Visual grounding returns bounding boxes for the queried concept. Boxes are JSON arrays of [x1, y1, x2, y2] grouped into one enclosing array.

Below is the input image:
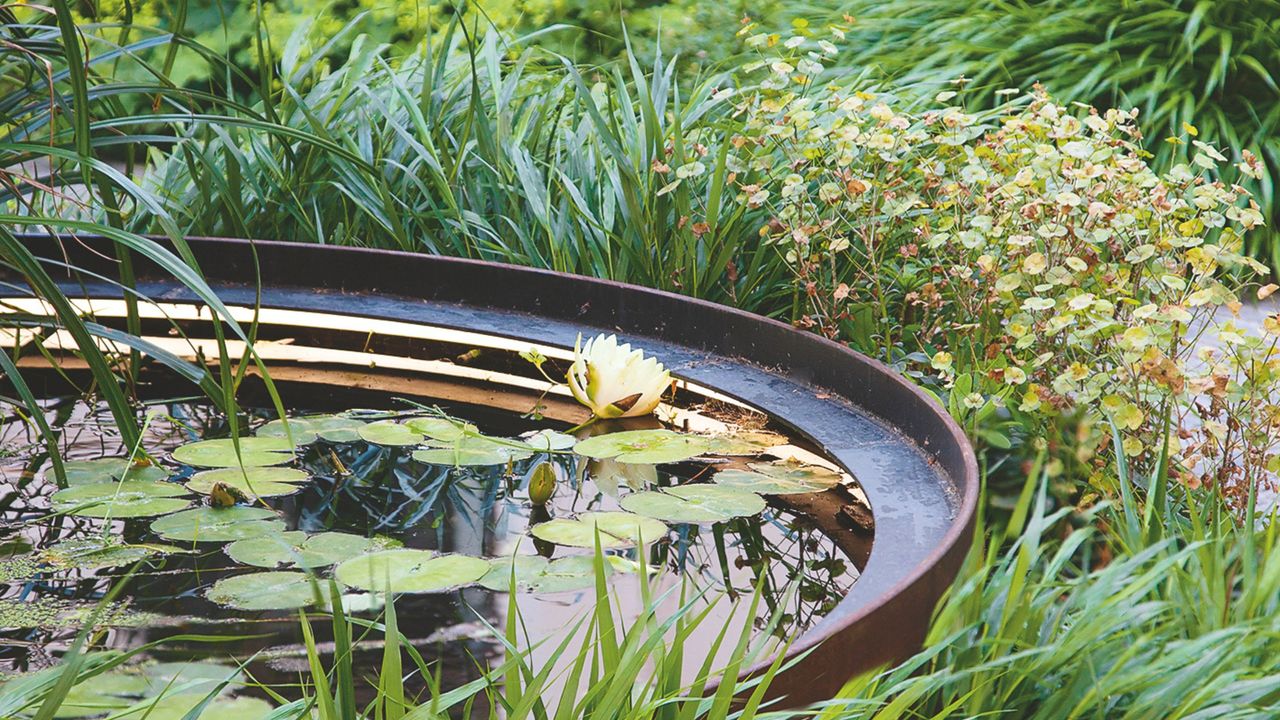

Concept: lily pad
[[620, 485, 766, 524], [186, 467, 310, 499], [477, 555, 551, 591], [573, 429, 711, 464], [226, 531, 375, 569], [256, 415, 365, 445], [206, 571, 320, 611], [60, 458, 168, 486], [51, 481, 189, 519], [530, 511, 668, 549], [413, 436, 533, 467], [405, 417, 477, 442], [128, 695, 273, 720], [522, 429, 578, 452], [357, 420, 424, 446], [528, 555, 633, 594], [700, 430, 786, 456], [41, 538, 180, 570], [45, 670, 150, 718], [142, 662, 242, 695], [150, 506, 284, 543], [713, 461, 843, 495], [171, 437, 295, 469], [333, 549, 488, 593]]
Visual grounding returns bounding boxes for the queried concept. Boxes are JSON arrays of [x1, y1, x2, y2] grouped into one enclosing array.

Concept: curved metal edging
[[13, 235, 979, 705]]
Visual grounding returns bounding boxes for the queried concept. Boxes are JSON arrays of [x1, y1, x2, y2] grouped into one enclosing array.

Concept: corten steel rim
[[7, 234, 979, 706]]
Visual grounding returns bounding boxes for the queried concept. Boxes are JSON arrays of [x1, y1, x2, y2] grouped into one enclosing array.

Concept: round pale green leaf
[[334, 549, 488, 593], [700, 430, 786, 456], [142, 662, 241, 695], [522, 429, 577, 452], [478, 555, 550, 591], [225, 531, 306, 568], [317, 427, 361, 443], [52, 481, 189, 519], [171, 437, 295, 469], [46, 670, 149, 718], [60, 458, 169, 486], [573, 429, 711, 464], [528, 555, 635, 594], [713, 462, 842, 495], [227, 531, 375, 569], [129, 694, 273, 720], [256, 415, 365, 445], [206, 571, 319, 610], [41, 538, 180, 570], [620, 485, 766, 523], [150, 506, 284, 543], [186, 467, 309, 499], [405, 417, 476, 442], [412, 434, 534, 466], [530, 511, 667, 549], [357, 420, 424, 446]]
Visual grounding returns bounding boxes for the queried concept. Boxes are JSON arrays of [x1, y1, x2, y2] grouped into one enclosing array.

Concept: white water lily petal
[[566, 334, 671, 418]]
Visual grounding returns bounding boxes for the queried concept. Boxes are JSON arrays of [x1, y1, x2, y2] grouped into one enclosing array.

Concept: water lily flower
[[567, 334, 671, 418]]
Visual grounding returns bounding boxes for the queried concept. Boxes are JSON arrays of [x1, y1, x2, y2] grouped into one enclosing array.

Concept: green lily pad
[[522, 429, 578, 452], [126, 694, 273, 720], [529, 555, 632, 594], [256, 415, 365, 445], [150, 506, 284, 543], [186, 467, 310, 499], [206, 571, 320, 611], [530, 511, 668, 549], [51, 481, 189, 519], [413, 436, 533, 466], [333, 549, 488, 593], [47, 669, 150, 718], [477, 555, 551, 591], [318, 427, 362, 443], [171, 437, 296, 469], [405, 417, 477, 442], [41, 538, 181, 570], [713, 461, 843, 495], [226, 531, 375, 569], [573, 429, 711, 464], [700, 430, 786, 456], [620, 485, 766, 523], [357, 421, 424, 446], [142, 661, 242, 695], [60, 458, 169, 486]]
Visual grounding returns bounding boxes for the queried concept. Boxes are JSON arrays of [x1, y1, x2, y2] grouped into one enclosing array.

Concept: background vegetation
[[3, 0, 1280, 717]]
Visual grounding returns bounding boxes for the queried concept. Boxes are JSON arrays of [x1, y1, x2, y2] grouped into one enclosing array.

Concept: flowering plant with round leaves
[[729, 22, 1275, 506], [567, 334, 672, 419]]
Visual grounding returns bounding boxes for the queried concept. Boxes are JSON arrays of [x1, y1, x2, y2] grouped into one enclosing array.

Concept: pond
[[0, 312, 873, 716]]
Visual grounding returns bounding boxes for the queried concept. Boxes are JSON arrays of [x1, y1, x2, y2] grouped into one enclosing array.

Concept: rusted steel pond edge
[[9, 234, 979, 705]]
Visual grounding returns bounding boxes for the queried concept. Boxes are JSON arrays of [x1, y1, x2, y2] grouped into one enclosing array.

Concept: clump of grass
[[136, 17, 791, 310]]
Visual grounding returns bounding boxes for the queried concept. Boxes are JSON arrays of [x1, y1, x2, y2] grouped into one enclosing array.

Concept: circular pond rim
[[8, 234, 978, 706]]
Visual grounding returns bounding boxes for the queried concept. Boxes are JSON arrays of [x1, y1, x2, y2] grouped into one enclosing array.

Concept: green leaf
[[226, 531, 375, 569], [51, 481, 190, 519], [171, 437, 296, 469], [530, 511, 668, 548], [620, 485, 766, 523], [712, 461, 843, 495], [358, 420, 425, 446], [206, 571, 320, 611], [150, 507, 284, 543], [186, 467, 310, 499], [333, 550, 488, 593], [573, 429, 711, 464]]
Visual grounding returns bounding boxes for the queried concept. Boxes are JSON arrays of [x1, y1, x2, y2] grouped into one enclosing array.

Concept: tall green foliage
[[831, 0, 1280, 268]]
